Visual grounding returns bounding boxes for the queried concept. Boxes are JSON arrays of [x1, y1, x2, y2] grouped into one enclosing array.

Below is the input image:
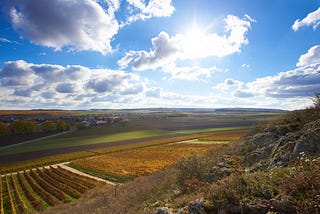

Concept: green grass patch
[[67, 163, 131, 183], [0, 126, 172, 156], [175, 126, 250, 134], [186, 140, 230, 145]]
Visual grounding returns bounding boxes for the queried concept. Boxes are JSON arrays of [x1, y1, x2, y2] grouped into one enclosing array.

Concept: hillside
[[42, 107, 320, 214]]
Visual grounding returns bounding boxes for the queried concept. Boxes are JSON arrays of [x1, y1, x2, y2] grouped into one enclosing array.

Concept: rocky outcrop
[[155, 207, 172, 214], [241, 119, 320, 169], [188, 198, 206, 214]]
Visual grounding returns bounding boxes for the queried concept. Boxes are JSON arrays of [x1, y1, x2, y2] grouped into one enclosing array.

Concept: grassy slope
[[175, 126, 250, 134]]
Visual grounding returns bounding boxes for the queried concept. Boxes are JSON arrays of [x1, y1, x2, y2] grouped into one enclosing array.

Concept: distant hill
[[213, 107, 287, 113]]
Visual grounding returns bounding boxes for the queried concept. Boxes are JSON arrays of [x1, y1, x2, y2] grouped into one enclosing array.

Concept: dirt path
[[57, 164, 117, 186], [1, 162, 118, 186]]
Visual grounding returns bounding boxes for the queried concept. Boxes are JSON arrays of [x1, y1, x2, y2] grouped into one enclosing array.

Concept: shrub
[[41, 120, 56, 133], [0, 122, 9, 136], [176, 152, 212, 185]]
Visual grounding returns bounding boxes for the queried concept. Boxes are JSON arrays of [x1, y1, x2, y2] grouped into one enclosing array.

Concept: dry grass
[[205, 157, 320, 213]]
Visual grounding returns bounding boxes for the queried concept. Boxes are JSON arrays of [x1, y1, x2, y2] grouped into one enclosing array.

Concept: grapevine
[[10, 174, 28, 213], [29, 169, 67, 203], [23, 171, 57, 206], [0, 177, 4, 214], [5, 175, 17, 214], [46, 168, 88, 193]]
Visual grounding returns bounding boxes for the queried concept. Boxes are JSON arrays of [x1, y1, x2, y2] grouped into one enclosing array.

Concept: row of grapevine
[[17, 172, 45, 211], [0, 166, 103, 214], [36, 168, 81, 199], [46, 168, 90, 193], [0, 178, 4, 214], [29, 169, 68, 203], [9, 175, 28, 213], [5, 175, 16, 214], [55, 166, 99, 188]]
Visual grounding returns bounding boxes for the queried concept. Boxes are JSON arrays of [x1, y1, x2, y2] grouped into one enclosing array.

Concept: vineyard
[[71, 142, 222, 182], [0, 166, 104, 214]]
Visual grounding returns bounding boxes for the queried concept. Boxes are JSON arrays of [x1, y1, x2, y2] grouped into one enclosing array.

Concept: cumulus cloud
[[0, 60, 145, 108], [232, 89, 255, 98], [118, 14, 254, 71], [119, 32, 179, 70], [297, 45, 320, 66], [125, 0, 175, 24], [233, 64, 320, 99], [164, 64, 223, 81], [9, 0, 119, 54], [292, 7, 320, 31], [214, 78, 243, 90], [0, 60, 36, 86]]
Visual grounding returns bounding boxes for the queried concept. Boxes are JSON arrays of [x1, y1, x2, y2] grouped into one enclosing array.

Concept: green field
[[175, 126, 250, 134], [0, 126, 172, 156]]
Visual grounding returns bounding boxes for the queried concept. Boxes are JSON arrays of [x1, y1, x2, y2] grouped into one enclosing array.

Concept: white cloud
[[9, 0, 119, 54], [119, 14, 254, 71], [0, 38, 12, 43], [125, 0, 175, 24], [0, 60, 145, 109], [241, 63, 250, 68], [119, 32, 179, 70], [234, 64, 320, 99], [297, 45, 320, 66], [0, 60, 36, 86], [214, 78, 243, 90], [292, 7, 320, 31], [164, 64, 223, 81]]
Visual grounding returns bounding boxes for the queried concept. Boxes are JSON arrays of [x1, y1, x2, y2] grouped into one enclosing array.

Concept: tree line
[[0, 119, 69, 137]]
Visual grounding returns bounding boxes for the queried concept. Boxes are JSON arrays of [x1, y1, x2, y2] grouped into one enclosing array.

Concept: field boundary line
[[57, 164, 118, 186]]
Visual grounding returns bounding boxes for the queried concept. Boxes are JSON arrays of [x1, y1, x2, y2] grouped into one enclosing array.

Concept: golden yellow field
[[71, 142, 220, 179]]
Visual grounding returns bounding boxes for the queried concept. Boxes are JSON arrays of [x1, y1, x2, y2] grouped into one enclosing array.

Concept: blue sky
[[1, 0, 320, 110]]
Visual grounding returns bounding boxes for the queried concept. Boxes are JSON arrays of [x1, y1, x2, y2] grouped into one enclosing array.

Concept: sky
[[0, 0, 320, 110]]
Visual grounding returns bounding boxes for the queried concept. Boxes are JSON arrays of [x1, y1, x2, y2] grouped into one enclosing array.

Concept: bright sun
[[183, 24, 210, 59]]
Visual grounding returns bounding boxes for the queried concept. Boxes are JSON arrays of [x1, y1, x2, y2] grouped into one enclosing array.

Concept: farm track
[[0, 134, 184, 164]]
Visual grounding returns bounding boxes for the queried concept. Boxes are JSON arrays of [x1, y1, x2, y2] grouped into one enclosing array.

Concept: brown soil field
[[129, 113, 278, 131]]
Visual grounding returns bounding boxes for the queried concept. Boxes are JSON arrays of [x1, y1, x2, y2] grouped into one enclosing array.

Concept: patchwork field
[[0, 166, 104, 214], [69, 129, 247, 182], [0, 109, 279, 213]]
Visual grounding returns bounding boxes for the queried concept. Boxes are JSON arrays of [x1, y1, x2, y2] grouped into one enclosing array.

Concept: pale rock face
[[241, 119, 320, 169]]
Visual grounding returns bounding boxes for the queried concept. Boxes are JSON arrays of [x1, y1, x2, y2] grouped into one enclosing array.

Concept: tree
[[41, 120, 56, 133], [0, 122, 9, 136], [313, 92, 320, 109], [11, 120, 38, 135], [56, 120, 69, 131]]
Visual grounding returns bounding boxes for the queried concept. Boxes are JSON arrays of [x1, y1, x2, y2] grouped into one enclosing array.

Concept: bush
[[56, 120, 69, 131], [0, 122, 9, 136], [176, 153, 211, 185], [41, 120, 56, 133]]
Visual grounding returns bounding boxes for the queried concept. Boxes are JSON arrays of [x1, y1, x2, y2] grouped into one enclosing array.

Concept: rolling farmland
[[0, 109, 284, 213], [70, 129, 246, 182]]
